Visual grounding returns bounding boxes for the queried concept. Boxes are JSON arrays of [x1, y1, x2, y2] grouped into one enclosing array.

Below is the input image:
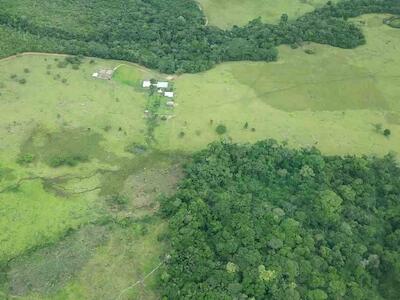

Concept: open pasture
[[155, 14, 400, 155], [197, 0, 332, 28], [0, 54, 179, 299]]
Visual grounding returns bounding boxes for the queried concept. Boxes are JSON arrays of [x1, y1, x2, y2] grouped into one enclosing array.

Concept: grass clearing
[[113, 64, 154, 87], [6, 226, 109, 297], [154, 14, 400, 156], [0, 180, 99, 264], [197, 0, 332, 28]]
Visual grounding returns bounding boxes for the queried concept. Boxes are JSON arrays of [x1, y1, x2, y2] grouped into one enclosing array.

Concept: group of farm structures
[[92, 66, 176, 123]]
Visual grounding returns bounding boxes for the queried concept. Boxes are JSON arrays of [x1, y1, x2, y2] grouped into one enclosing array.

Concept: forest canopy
[[159, 140, 400, 299], [0, 0, 399, 73]]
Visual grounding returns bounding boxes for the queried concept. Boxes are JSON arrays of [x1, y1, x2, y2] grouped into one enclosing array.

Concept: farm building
[[93, 69, 114, 80], [156, 81, 169, 88], [142, 80, 151, 88], [164, 91, 174, 98]]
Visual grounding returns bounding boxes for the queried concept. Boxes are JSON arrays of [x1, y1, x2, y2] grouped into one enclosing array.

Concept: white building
[[157, 82, 169, 89], [142, 80, 151, 88], [92, 72, 99, 78], [164, 91, 174, 98]]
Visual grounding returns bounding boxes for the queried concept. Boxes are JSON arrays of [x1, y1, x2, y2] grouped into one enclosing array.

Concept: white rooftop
[[143, 80, 151, 88], [157, 82, 169, 88], [164, 91, 174, 98]]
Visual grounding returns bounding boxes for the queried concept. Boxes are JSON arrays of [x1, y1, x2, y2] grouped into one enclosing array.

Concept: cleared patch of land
[[155, 15, 400, 155], [197, 0, 332, 28], [0, 54, 180, 299]]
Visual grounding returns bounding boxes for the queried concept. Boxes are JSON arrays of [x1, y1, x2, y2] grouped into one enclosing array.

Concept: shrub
[[48, 154, 89, 167], [125, 142, 148, 154], [215, 124, 227, 135], [24, 68, 30, 73], [16, 153, 35, 165], [57, 61, 68, 68], [178, 131, 185, 138], [107, 194, 129, 207], [384, 129, 391, 137], [18, 78, 27, 84]]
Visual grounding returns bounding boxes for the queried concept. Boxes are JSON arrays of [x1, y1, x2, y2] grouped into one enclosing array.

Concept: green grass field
[[155, 14, 400, 155], [0, 54, 178, 299], [197, 0, 333, 28], [0, 13, 399, 300]]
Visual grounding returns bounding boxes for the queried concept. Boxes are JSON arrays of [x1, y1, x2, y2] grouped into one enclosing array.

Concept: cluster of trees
[[159, 140, 400, 299], [0, 0, 399, 73], [48, 154, 89, 167]]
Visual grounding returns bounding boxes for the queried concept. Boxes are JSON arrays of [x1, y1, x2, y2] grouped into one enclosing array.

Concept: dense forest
[[159, 140, 400, 299], [0, 0, 399, 73]]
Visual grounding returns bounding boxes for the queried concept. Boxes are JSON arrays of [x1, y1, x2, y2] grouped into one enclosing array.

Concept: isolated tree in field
[[215, 124, 227, 135], [384, 128, 391, 137], [244, 122, 249, 129]]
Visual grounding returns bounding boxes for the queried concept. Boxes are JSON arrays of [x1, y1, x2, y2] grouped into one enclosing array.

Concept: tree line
[[0, 0, 399, 73], [159, 140, 400, 299]]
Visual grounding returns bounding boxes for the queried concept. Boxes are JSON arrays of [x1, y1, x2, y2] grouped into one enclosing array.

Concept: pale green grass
[[113, 64, 156, 87], [0, 180, 98, 263], [197, 0, 331, 28], [20, 221, 166, 300], [0, 54, 155, 264], [155, 14, 400, 156]]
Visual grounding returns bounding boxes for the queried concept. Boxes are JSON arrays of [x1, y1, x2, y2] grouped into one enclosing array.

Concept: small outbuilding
[[164, 91, 174, 98], [143, 80, 151, 88]]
